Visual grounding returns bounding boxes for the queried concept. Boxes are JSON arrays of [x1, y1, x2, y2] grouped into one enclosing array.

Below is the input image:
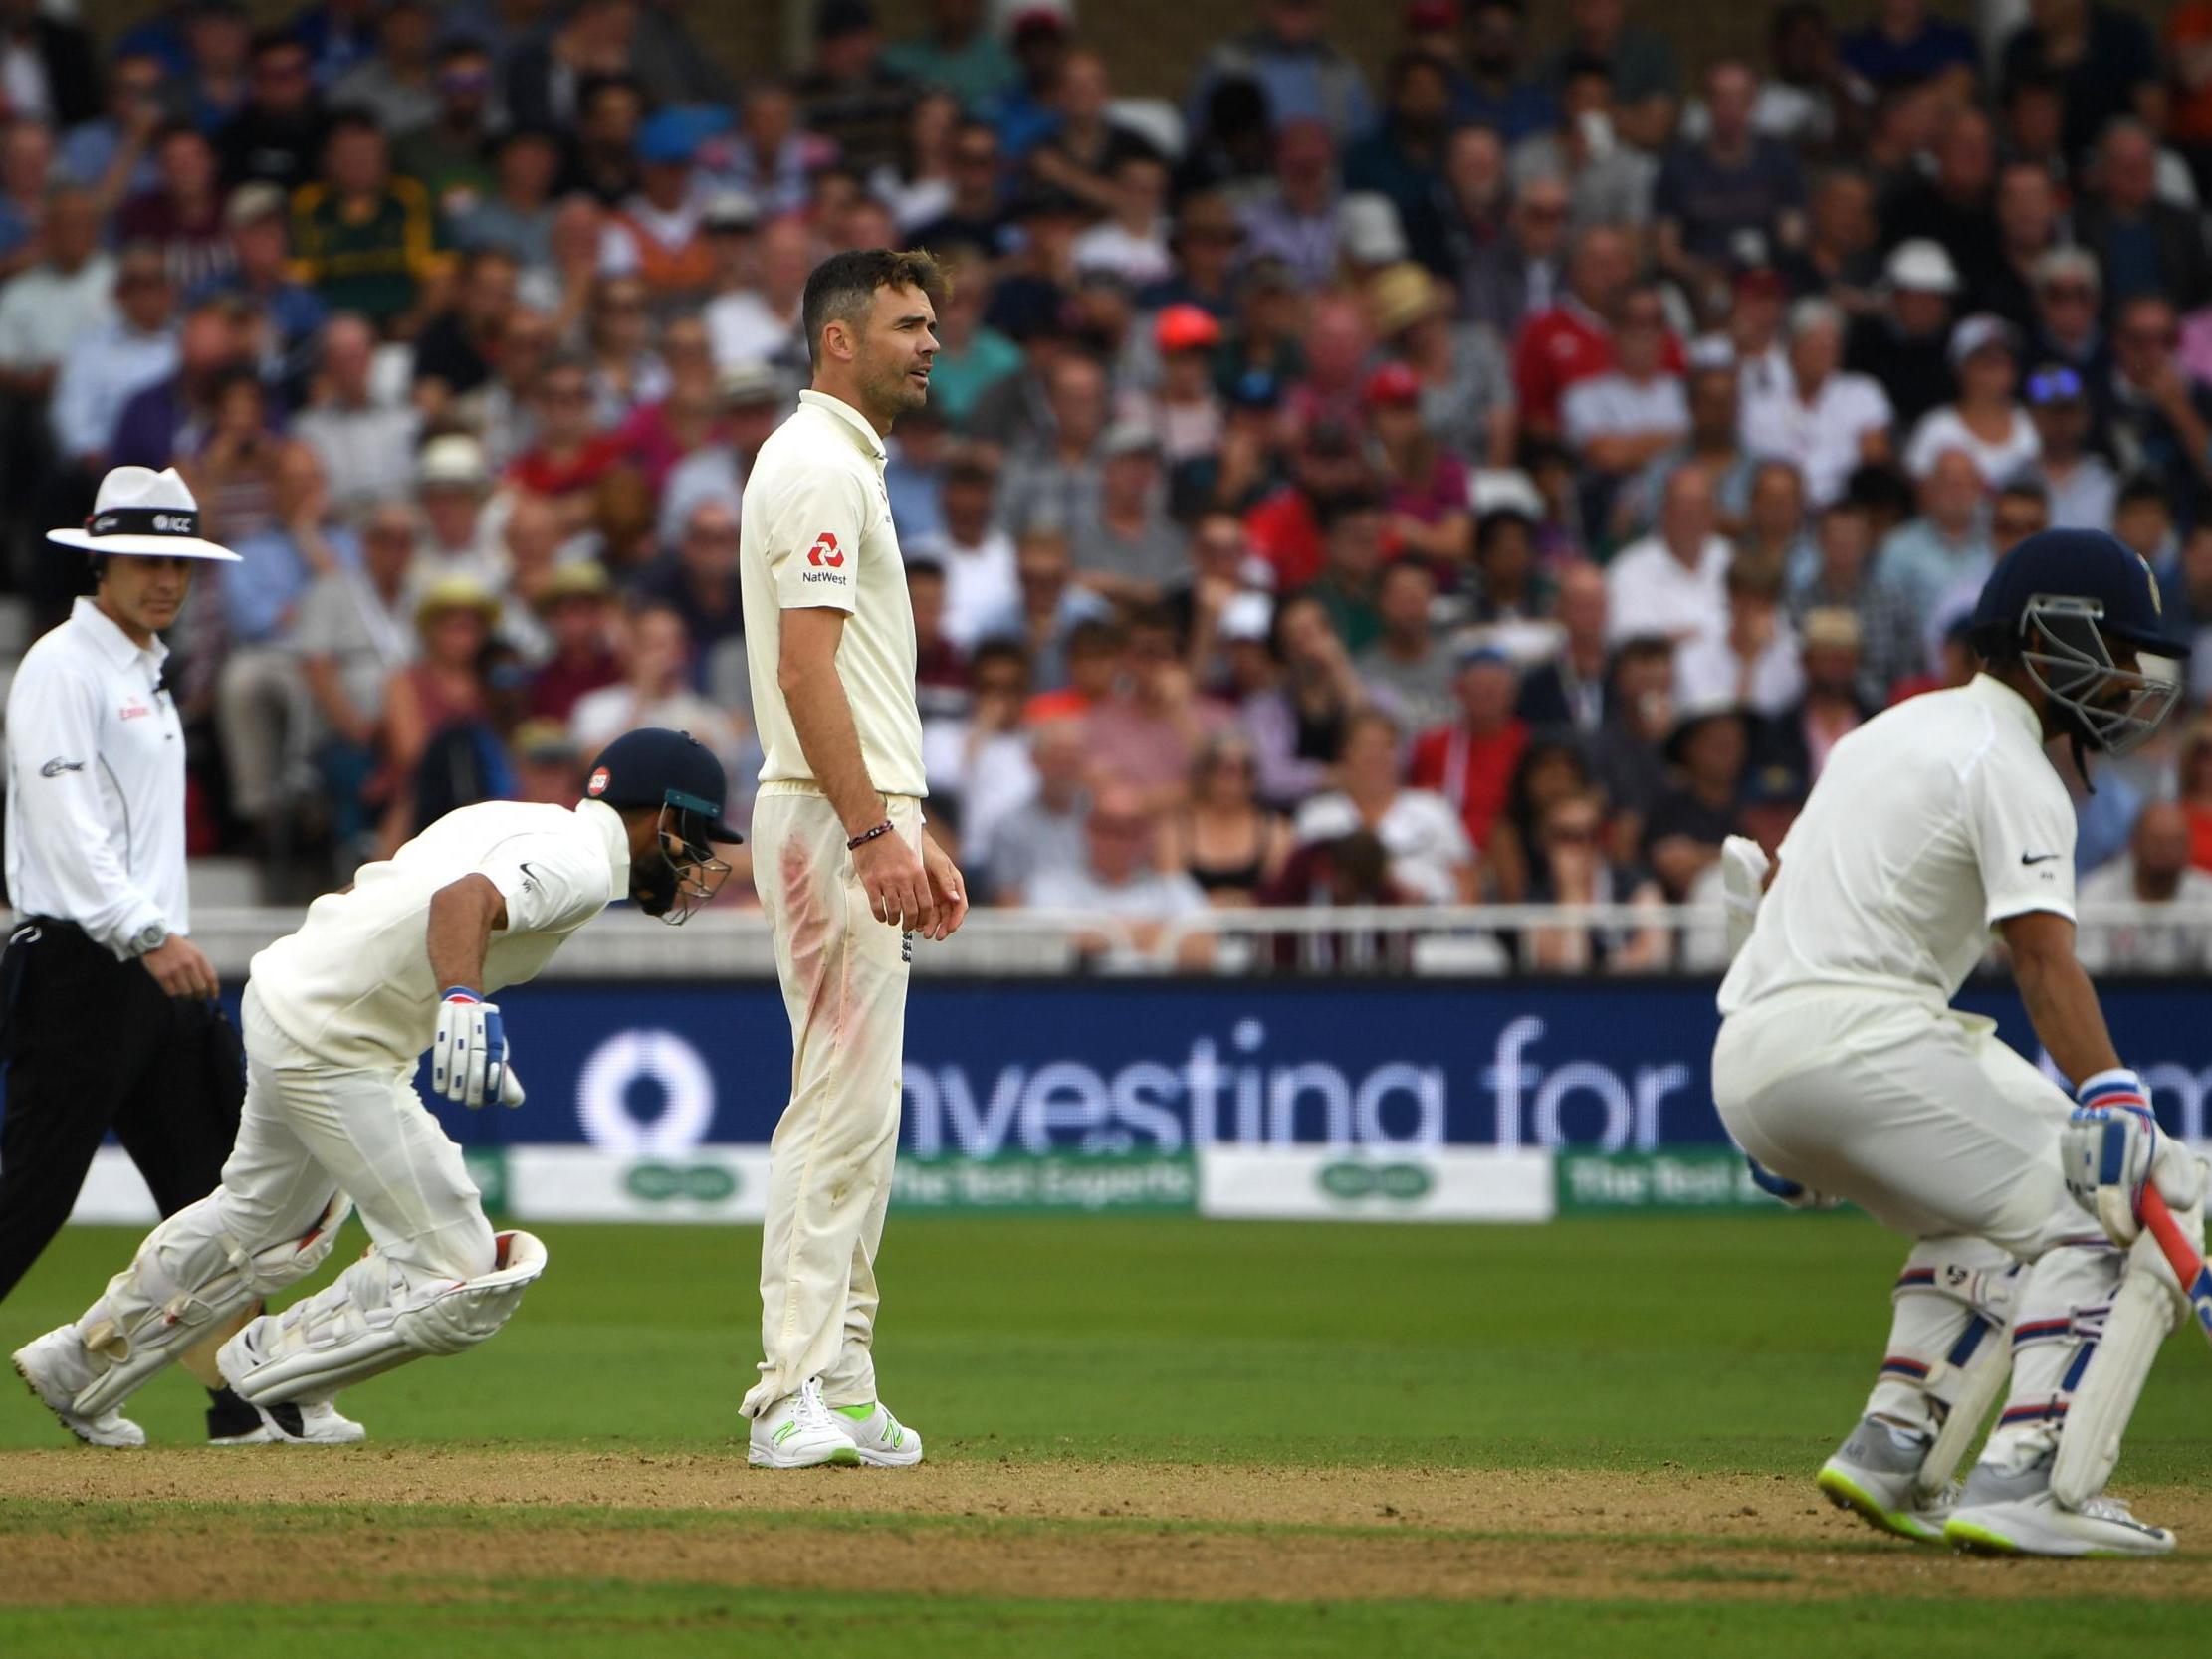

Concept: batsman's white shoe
[[1816, 1416, 1952, 1545], [11, 1328, 144, 1449], [749, 1377, 861, 1468], [1945, 1453, 2175, 1558], [830, 1398, 924, 1467], [210, 1399, 369, 1447]]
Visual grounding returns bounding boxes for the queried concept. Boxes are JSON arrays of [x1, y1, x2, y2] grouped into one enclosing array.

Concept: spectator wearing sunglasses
[[2104, 294, 2212, 500], [392, 39, 503, 226], [2025, 362, 2118, 531]]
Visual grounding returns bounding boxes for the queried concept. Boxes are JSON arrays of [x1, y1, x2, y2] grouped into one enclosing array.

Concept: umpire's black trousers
[[0, 920, 246, 1305]]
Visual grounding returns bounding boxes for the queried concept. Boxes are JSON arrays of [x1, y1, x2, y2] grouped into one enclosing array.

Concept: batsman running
[[1714, 528, 2206, 1557], [737, 247, 967, 1468], [12, 728, 739, 1446]]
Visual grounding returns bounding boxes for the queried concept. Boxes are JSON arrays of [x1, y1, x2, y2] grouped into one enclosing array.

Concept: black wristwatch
[[127, 922, 169, 957]]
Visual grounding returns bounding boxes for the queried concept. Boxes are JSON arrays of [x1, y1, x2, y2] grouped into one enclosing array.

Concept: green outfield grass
[[5, 1213, 2211, 1656]]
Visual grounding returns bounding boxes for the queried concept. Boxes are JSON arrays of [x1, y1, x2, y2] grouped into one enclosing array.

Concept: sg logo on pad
[[807, 531, 845, 568]]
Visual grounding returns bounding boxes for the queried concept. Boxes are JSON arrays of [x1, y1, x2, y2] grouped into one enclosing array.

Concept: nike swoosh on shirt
[[2020, 853, 2063, 866], [519, 861, 541, 893]]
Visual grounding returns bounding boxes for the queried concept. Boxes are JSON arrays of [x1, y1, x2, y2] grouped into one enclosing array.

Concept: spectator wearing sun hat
[[1902, 313, 2039, 486], [373, 573, 506, 852], [525, 562, 622, 724], [1844, 238, 1959, 433], [1368, 258, 1514, 465]]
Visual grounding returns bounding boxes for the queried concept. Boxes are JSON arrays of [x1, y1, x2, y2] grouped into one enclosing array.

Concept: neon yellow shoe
[[1817, 1416, 1951, 1545], [1945, 1455, 2174, 1557]]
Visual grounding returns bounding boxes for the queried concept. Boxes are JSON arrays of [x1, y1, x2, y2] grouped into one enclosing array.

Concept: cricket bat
[[2140, 1184, 2212, 1348]]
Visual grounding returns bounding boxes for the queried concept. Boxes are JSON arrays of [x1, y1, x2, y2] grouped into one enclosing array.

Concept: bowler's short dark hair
[[802, 248, 945, 369]]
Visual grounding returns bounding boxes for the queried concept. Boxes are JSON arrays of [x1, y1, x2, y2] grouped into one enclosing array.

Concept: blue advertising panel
[[409, 978, 2212, 1154]]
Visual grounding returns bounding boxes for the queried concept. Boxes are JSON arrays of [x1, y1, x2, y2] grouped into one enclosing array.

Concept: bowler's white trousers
[[742, 784, 919, 1417]]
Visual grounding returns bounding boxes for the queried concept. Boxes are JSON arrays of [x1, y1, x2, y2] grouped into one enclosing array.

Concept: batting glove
[[432, 987, 523, 1110], [1745, 1155, 1839, 1211], [2064, 1069, 2161, 1245]]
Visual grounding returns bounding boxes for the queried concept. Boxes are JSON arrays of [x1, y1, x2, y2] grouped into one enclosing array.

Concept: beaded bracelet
[[846, 820, 895, 851]]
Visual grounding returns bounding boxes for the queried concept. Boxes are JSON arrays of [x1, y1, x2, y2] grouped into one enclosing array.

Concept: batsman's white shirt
[[3, 597, 186, 955], [740, 389, 927, 799], [250, 799, 630, 1069], [1713, 673, 2090, 1255], [1720, 674, 2078, 1018]]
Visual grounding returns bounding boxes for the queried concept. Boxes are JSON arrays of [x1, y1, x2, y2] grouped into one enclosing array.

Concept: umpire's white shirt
[[4, 596, 186, 956], [1720, 674, 2077, 1015], [250, 799, 629, 1069], [740, 390, 927, 798]]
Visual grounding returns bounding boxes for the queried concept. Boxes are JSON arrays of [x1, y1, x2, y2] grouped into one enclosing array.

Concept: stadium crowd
[[5, 0, 2212, 970]]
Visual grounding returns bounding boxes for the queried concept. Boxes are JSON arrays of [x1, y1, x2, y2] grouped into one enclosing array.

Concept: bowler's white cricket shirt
[[740, 390, 927, 798], [4, 597, 186, 956], [1719, 674, 2077, 1014], [250, 799, 629, 1067]]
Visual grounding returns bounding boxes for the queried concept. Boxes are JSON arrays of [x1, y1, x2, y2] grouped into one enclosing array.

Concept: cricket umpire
[[738, 249, 968, 1469], [0, 465, 328, 1444]]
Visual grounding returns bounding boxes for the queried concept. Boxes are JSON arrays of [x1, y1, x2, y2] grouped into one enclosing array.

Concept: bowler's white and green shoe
[[1816, 1416, 1952, 1544], [749, 1376, 862, 1469], [831, 1398, 923, 1467]]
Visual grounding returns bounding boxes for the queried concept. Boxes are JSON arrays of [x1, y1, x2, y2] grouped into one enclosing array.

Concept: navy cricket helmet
[[1968, 527, 2189, 757], [584, 728, 741, 924]]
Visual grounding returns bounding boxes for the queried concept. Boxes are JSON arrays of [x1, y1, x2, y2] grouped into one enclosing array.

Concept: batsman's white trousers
[[1713, 990, 2086, 1256], [196, 986, 495, 1291], [743, 784, 919, 1417]]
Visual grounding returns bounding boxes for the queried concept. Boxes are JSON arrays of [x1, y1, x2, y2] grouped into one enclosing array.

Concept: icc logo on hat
[[587, 767, 610, 796]]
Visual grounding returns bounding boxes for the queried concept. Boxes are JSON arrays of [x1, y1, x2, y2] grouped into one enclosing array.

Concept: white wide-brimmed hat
[[47, 467, 241, 562]]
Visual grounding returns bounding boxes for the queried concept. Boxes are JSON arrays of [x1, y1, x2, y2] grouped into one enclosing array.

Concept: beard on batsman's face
[[628, 862, 677, 917]]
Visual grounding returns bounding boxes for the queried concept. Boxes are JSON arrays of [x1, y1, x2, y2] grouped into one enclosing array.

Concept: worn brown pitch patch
[[0, 1454, 2206, 1607]]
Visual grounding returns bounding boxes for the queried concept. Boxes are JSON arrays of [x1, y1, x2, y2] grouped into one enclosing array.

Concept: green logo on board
[[624, 1161, 741, 1203], [1316, 1160, 1436, 1202]]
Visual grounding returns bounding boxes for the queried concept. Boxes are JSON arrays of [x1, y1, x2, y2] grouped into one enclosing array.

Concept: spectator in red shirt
[[507, 353, 629, 533], [1510, 221, 1631, 437], [525, 561, 622, 722], [909, 558, 972, 721], [117, 124, 232, 292], [1410, 643, 1529, 851], [1243, 421, 1372, 590]]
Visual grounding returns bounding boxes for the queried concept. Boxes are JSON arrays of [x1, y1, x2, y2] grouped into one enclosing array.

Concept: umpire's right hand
[[140, 936, 220, 1000]]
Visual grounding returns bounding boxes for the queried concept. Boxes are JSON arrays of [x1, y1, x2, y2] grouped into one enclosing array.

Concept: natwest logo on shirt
[[807, 531, 845, 569]]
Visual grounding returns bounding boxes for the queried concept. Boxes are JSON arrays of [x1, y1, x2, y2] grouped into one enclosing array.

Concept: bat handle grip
[[2140, 1183, 2212, 1343], [2140, 1184, 2200, 1278]]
